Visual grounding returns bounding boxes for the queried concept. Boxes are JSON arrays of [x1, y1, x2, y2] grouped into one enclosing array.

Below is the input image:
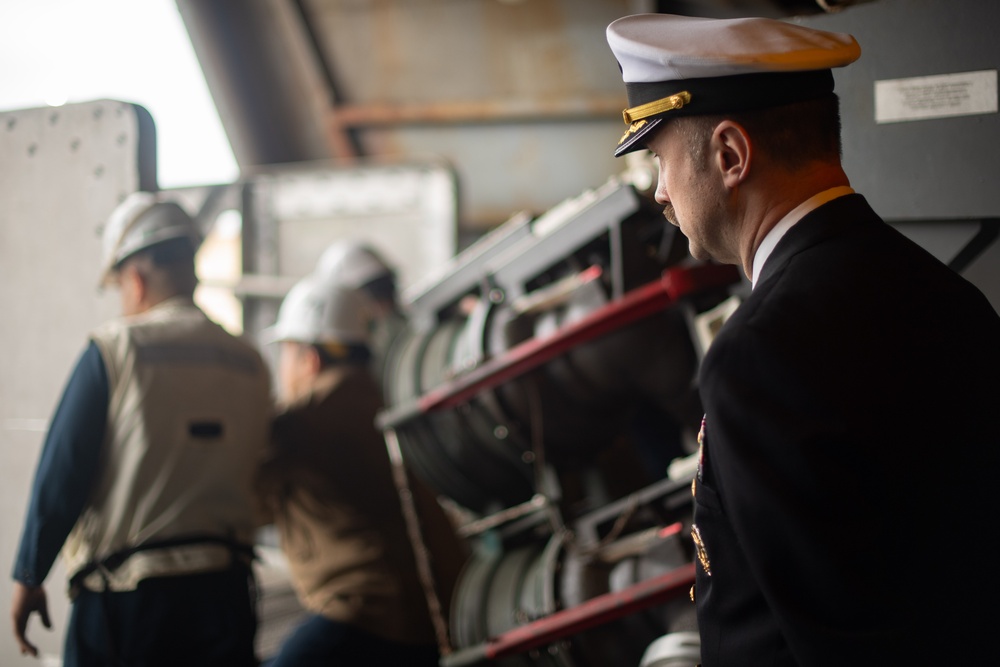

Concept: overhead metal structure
[[174, 0, 866, 231]]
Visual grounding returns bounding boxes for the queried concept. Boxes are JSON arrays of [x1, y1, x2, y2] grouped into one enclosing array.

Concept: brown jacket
[[256, 365, 465, 646]]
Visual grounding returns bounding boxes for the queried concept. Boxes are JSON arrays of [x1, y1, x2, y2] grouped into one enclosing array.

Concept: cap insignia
[[617, 119, 648, 146]]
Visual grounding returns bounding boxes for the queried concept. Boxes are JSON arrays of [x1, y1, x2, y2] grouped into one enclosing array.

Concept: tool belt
[[68, 534, 256, 597]]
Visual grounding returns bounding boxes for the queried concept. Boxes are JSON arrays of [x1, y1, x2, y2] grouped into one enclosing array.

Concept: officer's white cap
[[606, 14, 861, 156]]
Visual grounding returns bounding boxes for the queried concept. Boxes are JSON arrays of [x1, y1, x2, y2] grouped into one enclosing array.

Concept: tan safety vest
[[63, 297, 271, 593]]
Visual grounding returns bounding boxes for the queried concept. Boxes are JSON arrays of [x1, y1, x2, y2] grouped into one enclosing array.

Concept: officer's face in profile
[[647, 120, 732, 265]]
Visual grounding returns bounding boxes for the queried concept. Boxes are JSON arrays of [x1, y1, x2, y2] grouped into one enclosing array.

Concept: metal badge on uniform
[[697, 415, 706, 482], [691, 416, 711, 576], [691, 523, 712, 577], [692, 415, 706, 497]]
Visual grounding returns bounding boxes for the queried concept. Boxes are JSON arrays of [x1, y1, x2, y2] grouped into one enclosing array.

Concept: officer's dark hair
[[117, 237, 199, 298], [680, 94, 843, 171]]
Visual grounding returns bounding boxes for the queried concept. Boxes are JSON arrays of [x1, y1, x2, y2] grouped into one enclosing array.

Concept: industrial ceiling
[[174, 0, 867, 230]]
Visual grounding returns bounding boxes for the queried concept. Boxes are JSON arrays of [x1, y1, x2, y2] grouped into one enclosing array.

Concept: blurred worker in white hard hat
[[255, 276, 466, 667], [10, 191, 272, 667], [314, 240, 396, 313], [313, 240, 404, 388]]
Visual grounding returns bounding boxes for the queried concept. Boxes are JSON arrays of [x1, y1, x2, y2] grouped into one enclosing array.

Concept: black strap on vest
[[68, 533, 256, 595]]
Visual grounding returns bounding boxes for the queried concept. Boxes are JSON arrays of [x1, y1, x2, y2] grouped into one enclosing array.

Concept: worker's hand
[[11, 581, 50, 657]]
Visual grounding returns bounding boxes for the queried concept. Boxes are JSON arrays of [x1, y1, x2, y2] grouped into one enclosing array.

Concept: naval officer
[[606, 13, 1000, 665]]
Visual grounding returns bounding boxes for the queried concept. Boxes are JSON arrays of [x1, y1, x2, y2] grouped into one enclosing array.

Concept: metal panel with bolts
[[0, 99, 156, 665]]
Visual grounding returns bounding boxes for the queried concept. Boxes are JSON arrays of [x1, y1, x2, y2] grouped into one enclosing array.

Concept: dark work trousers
[[63, 566, 258, 667], [266, 614, 439, 667]]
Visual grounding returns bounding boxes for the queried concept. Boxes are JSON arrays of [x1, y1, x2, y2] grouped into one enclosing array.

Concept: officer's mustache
[[662, 203, 678, 226]]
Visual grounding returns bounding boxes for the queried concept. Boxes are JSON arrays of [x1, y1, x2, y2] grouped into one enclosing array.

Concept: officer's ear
[[711, 120, 752, 188]]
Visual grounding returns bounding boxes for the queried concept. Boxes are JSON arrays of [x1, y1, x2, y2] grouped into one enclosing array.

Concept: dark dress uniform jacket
[[693, 194, 1000, 665]]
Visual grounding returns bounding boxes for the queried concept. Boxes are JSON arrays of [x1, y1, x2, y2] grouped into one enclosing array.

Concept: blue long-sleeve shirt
[[12, 341, 109, 587]]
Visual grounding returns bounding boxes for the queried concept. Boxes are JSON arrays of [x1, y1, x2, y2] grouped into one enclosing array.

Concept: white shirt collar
[[751, 186, 855, 288]]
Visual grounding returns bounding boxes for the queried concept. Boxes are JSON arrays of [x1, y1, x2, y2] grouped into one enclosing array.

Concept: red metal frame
[[420, 264, 735, 664], [420, 263, 740, 414], [441, 562, 697, 666]]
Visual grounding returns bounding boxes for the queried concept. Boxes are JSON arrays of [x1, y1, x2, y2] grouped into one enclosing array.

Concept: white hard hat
[[264, 276, 372, 346], [315, 240, 393, 290], [100, 191, 202, 286]]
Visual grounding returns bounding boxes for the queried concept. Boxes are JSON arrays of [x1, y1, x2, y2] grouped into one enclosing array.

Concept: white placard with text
[[875, 69, 998, 124]]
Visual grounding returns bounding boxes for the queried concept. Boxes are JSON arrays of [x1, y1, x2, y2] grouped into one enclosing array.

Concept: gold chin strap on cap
[[617, 91, 692, 147], [622, 91, 692, 124]]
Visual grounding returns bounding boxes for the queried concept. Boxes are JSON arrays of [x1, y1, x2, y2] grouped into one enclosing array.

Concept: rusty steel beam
[[330, 95, 628, 128]]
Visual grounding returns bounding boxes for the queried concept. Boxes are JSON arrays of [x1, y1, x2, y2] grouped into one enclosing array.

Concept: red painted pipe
[[420, 263, 739, 414]]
